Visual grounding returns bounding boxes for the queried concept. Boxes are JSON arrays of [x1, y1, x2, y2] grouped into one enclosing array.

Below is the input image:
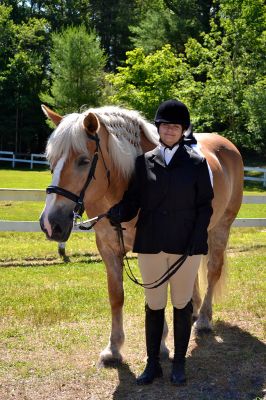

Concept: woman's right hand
[[106, 205, 121, 226]]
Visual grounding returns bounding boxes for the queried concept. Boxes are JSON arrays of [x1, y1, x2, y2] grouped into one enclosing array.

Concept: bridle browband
[[46, 132, 110, 224]]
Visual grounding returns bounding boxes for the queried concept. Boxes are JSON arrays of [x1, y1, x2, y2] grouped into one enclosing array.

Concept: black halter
[[46, 132, 110, 221]]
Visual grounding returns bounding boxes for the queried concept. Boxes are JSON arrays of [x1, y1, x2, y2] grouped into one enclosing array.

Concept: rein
[[114, 223, 188, 289], [46, 132, 110, 226]]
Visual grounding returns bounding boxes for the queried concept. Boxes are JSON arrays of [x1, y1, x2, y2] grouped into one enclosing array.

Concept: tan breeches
[[138, 252, 201, 310]]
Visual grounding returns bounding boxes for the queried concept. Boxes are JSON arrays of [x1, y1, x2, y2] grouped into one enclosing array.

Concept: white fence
[[244, 167, 266, 187], [0, 189, 265, 231], [0, 151, 48, 169]]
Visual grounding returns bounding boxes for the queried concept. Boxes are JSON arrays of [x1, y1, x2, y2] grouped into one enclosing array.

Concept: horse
[[39, 105, 243, 364]]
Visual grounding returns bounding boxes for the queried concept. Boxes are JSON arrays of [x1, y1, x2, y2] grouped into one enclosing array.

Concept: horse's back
[[195, 132, 243, 228]]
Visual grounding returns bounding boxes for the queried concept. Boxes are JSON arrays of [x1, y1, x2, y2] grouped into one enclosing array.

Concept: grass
[[0, 168, 266, 221], [0, 166, 266, 193], [0, 228, 265, 399], [0, 169, 266, 221], [0, 168, 265, 399], [1, 201, 266, 221], [0, 167, 51, 189]]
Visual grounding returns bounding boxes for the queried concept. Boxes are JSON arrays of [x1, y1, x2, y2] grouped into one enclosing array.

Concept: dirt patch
[[0, 319, 265, 400]]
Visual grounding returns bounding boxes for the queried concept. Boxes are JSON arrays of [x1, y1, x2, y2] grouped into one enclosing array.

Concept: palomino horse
[[40, 105, 243, 364]]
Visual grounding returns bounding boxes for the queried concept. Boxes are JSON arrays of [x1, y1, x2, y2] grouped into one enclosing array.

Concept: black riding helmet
[[154, 99, 190, 130]]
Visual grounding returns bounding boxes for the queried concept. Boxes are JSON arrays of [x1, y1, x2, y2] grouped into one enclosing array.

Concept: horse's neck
[[101, 166, 128, 208], [140, 130, 157, 153], [107, 131, 156, 203]]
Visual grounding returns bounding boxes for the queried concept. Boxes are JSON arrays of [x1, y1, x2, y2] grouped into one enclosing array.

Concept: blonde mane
[[46, 106, 159, 178]]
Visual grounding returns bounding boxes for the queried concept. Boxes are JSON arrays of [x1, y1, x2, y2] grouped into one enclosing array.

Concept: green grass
[[0, 227, 265, 399], [1, 166, 266, 193], [1, 201, 265, 221], [0, 229, 265, 328], [0, 232, 97, 262], [0, 168, 50, 189], [0, 167, 266, 221]]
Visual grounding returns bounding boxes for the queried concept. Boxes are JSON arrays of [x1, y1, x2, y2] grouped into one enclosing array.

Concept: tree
[[41, 25, 106, 115], [106, 45, 192, 120], [130, 0, 214, 54], [0, 4, 49, 152], [89, 0, 139, 70], [2, 0, 91, 29], [184, 0, 266, 152]]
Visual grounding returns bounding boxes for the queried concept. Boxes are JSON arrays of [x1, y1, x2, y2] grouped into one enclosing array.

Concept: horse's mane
[[46, 106, 159, 178]]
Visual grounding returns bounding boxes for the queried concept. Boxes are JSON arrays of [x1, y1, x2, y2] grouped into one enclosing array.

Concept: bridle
[[46, 132, 110, 227]]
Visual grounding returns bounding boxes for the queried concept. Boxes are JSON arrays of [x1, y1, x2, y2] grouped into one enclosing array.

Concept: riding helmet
[[154, 99, 190, 129]]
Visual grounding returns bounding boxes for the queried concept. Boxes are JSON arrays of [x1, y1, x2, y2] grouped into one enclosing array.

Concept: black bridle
[[46, 132, 110, 224]]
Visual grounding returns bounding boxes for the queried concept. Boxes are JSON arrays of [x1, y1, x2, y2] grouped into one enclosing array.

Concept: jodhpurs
[[138, 252, 201, 310]]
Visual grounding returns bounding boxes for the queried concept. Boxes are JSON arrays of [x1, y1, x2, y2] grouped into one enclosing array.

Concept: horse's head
[[39, 105, 110, 242]]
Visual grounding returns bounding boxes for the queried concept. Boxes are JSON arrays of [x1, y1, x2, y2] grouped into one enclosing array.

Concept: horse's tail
[[198, 250, 228, 302]]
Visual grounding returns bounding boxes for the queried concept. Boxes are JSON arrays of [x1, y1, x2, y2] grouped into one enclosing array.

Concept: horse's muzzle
[[39, 210, 73, 242]]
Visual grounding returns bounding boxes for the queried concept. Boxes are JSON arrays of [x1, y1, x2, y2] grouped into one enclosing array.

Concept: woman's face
[[159, 123, 183, 147]]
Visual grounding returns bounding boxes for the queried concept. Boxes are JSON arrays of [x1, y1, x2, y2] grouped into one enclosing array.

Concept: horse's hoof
[[195, 327, 213, 336], [194, 317, 212, 334], [160, 345, 170, 360], [98, 348, 123, 367]]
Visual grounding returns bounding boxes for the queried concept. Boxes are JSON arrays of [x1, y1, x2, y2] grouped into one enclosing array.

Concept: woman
[[107, 99, 214, 386]]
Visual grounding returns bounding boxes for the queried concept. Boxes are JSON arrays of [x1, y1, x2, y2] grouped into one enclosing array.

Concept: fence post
[[12, 153, 15, 168], [264, 171, 266, 188], [30, 154, 33, 170]]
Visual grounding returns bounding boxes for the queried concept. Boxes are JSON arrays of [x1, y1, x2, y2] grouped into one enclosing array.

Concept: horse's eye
[[78, 158, 90, 167]]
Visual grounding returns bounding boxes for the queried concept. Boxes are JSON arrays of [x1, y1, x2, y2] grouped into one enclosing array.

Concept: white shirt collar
[[158, 143, 179, 165]]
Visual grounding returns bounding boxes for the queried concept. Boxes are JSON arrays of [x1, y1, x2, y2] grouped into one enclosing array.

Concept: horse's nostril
[[53, 223, 63, 234]]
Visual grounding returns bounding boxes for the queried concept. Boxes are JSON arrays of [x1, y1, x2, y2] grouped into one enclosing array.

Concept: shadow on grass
[[112, 322, 265, 400]]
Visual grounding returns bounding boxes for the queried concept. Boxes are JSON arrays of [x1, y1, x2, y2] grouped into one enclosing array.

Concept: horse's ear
[[41, 105, 62, 126], [83, 113, 99, 135]]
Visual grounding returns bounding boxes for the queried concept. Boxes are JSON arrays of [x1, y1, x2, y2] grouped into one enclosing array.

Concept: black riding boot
[[136, 304, 164, 385], [171, 300, 193, 386]]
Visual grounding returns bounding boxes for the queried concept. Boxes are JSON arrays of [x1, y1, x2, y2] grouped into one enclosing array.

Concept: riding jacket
[[108, 140, 214, 255]]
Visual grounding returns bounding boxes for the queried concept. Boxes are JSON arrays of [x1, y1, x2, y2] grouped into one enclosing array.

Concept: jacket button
[[162, 210, 167, 215]]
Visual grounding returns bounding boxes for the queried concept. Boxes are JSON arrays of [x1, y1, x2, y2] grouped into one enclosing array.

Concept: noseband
[[46, 132, 110, 224]]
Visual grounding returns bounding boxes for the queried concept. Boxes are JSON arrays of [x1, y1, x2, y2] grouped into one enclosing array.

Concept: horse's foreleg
[[160, 318, 169, 359], [99, 252, 125, 365], [192, 274, 202, 321]]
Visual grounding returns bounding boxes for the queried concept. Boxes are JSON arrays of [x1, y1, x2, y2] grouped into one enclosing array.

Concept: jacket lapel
[[167, 144, 189, 168], [147, 147, 166, 168], [146, 144, 190, 169]]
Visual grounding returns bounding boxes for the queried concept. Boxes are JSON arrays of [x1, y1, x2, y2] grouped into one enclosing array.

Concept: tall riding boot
[[136, 304, 164, 385], [171, 300, 193, 386]]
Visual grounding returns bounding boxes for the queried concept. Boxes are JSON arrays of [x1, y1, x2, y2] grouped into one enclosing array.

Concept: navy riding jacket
[[109, 141, 214, 255]]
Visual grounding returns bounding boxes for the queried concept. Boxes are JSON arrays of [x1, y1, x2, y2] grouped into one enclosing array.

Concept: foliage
[[0, 4, 49, 152], [89, 0, 140, 70], [184, 0, 266, 152], [108, 0, 266, 153], [130, 0, 214, 54], [0, 0, 265, 156], [107, 45, 191, 120], [40, 25, 106, 114]]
